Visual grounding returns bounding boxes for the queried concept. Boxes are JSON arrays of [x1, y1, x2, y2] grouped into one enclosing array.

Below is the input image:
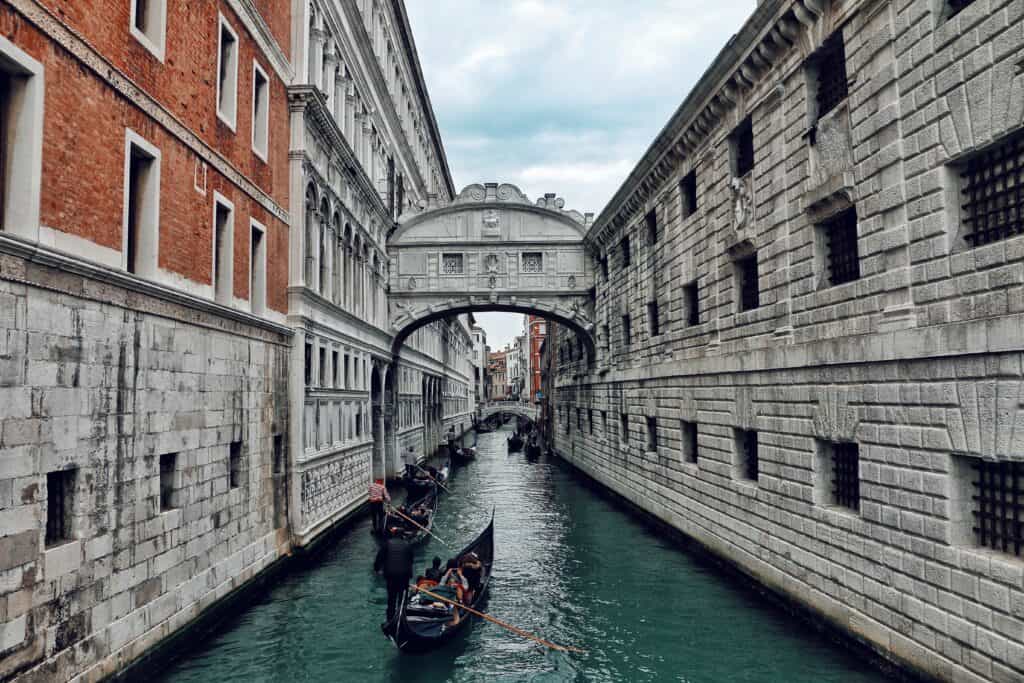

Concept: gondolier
[[374, 535, 414, 622], [368, 478, 390, 533]]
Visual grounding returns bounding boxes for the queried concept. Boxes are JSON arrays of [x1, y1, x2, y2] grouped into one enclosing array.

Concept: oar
[[410, 584, 585, 654], [415, 464, 453, 495], [386, 504, 452, 549]]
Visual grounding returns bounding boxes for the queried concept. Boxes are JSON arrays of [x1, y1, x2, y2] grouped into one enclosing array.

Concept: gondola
[[525, 439, 542, 460], [382, 487, 438, 545], [507, 432, 524, 452], [382, 515, 495, 652], [474, 422, 494, 434], [401, 462, 436, 500], [451, 446, 477, 465]]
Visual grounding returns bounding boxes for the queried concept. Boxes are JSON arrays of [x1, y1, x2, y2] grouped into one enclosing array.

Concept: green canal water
[[153, 424, 894, 683]]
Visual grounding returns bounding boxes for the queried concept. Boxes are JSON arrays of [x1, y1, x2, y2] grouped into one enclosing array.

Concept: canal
[[154, 423, 894, 683]]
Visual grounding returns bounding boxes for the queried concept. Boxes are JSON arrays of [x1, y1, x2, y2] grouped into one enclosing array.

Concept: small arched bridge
[[388, 183, 597, 358], [479, 401, 539, 422]]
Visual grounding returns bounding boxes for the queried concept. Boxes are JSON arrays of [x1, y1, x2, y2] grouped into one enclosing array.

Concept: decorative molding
[[225, 0, 293, 83]]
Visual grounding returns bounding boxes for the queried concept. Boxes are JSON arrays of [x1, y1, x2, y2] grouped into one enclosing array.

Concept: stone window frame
[[803, 29, 849, 137], [733, 428, 759, 484], [680, 420, 698, 465], [815, 205, 861, 289], [647, 300, 660, 337], [159, 452, 179, 512], [216, 12, 240, 132], [680, 169, 698, 221], [122, 129, 162, 278], [211, 191, 235, 306], [129, 0, 167, 62], [249, 217, 267, 315], [251, 60, 270, 162], [45, 468, 76, 547], [645, 416, 658, 453], [620, 234, 631, 267], [729, 115, 755, 179], [441, 252, 464, 275], [683, 280, 699, 327], [814, 438, 861, 514], [733, 250, 760, 313], [645, 207, 658, 245], [520, 251, 544, 274], [951, 454, 1024, 558], [0, 36, 44, 241], [229, 441, 243, 489], [619, 413, 629, 445]]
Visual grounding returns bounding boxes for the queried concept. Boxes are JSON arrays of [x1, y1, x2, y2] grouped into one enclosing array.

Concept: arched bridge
[[388, 183, 597, 358], [479, 401, 539, 422]]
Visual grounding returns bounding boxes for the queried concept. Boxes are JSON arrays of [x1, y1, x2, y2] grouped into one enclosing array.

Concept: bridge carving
[[387, 182, 597, 357]]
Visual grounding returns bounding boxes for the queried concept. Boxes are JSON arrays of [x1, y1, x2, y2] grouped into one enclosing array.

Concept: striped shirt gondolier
[[368, 481, 389, 503]]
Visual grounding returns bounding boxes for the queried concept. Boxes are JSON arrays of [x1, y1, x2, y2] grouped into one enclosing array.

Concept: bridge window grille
[[735, 253, 759, 311], [970, 459, 1024, 557], [829, 442, 860, 511], [680, 421, 698, 464], [647, 301, 660, 337], [622, 314, 631, 346], [947, 0, 976, 18], [957, 133, 1024, 248], [821, 207, 860, 286], [46, 469, 75, 546], [646, 208, 658, 245], [442, 253, 464, 274], [735, 429, 758, 482], [684, 281, 699, 326], [813, 32, 848, 120], [229, 441, 242, 488], [681, 170, 698, 219], [646, 417, 657, 452], [621, 236, 631, 267], [731, 116, 754, 178], [522, 252, 543, 273], [160, 453, 177, 511]]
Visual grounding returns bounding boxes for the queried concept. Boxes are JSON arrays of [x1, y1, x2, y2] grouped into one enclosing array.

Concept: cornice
[[225, 0, 293, 83]]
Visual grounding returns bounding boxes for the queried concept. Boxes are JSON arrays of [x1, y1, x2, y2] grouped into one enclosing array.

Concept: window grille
[[814, 33, 848, 119], [600, 256, 609, 279], [46, 470, 74, 546], [160, 453, 177, 511], [621, 236, 631, 266], [589, 409, 594, 434], [681, 171, 697, 219], [647, 301, 660, 336], [522, 252, 543, 273], [959, 133, 1024, 247], [681, 421, 698, 464], [646, 209, 658, 244], [577, 409, 583, 431], [442, 253, 464, 274], [622, 314, 631, 346], [822, 207, 860, 285], [733, 117, 754, 177], [832, 442, 860, 510], [736, 254, 759, 311], [972, 460, 1024, 557], [304, 343, 312, 386], [646, 417, 657, 451], [620, 413, 629, 444], [229, 441, 242, 489], [947, 0, 976, 17], [684, 282, 699, 326], [737, 429, 758, 481]]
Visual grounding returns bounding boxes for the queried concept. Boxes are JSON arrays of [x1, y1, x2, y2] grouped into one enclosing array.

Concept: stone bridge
[[387, 183, 598, 358], [479, 401, 539, 422]]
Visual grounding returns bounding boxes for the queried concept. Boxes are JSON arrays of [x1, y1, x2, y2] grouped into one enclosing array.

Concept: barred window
[[589, 409, 594, 434], [46, 469, 76, 546], [817, 440, 860, 511], [622, 314, 631, 346], [735, 253, 759, 312], [813, 32, 848, 120], [957, 133, 1024, 248], [522, 252, 543, 273], [820, 207, 860, 286], [680, 421, 698, 464], [646, 416, 657, 451], [647, 301, 660, 337], [229, 441, 242, 489], [681, 171, 697, 219], [160, 452, 178, 511], [970, 459, 1024, 557], [646, 208, 658, 245], [621, 235, 631, 266], [732, 117, 754, 177], [620, 413, 629, 444], [947, 0, 976, 18], [304, 342, 312, 386], [735, 429, 758, 482], [600, 255, 609, 280], [442, 253, 464, 274], [684, 281, 699, 326]]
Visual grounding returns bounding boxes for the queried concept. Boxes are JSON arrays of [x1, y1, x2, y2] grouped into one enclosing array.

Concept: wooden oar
[[410, 585, 586, 654], [386, 504, 451, 549], [415, 464, 453, 495]]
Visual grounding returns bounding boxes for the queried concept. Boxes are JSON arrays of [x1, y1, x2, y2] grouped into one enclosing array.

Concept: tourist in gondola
[[368, 478, 390, 533], [423, 556, 443, 583], [460, 553, 483, 603], [374, 535, 414, 622], [408, 503, 429, 528]]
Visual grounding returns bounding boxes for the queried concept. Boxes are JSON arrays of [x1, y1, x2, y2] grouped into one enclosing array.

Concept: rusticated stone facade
[[549, 1, 1024, 682]]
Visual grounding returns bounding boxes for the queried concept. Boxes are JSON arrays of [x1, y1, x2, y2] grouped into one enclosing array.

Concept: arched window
[[332, 213, 342, 305], [318, 198, 329, 294], [304, 185, 317, 286]]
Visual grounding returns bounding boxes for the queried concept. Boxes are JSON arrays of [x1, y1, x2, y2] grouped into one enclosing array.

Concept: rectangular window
[[812, 32, 848, 120], [963, 459, 1024, 557], [319, 348, 326, 386], [521, 252, 544, 273], [216, 15, 239, 130], [602, 410, 608, 435], [159, 452, 177, 511], [332, 350, 339, 387], [734, 429, 758, 482], [130, 0, 166, 61], [213, 195, 234, 305], [442, 253, 464, 274], [621, 314, 631, 346], [647, 301, 660, 337], [816, 440, 860, 511], [124, 132, 161, 277], [304, 342, 312, 386], [229, 441, 242, 489], [683, 281, 699, 326], [620, 413, 629, 444], [251, 61, 270, 161], [601, 323, 610, 353], [956, 132, 1024, 248], [646, 416, 657, 452], [735, 253, 759, 312], [731, 116, 755, 177], [820, 207, 860, 286], [273, 434, 284, 474], [600, 255, 609, 280], [45, 469, 75, 547], [680, 170, 697, 219], [250, 220, 266, 314], [621, 235, 631, 266], [646, 208, 658, 245], [588, 409, 594, 435], [947, 0, 976, 19], [0, 39, 44, 239], [344, 353, 350, 388], [680, 421, 698, 464], [577, 408, 583, 431]]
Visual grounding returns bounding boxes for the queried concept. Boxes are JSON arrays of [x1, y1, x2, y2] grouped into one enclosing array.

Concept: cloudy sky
[[406, 0, 754, 348]]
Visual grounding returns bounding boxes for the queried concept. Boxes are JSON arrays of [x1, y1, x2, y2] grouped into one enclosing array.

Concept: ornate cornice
[[225, 0, 293, 83]]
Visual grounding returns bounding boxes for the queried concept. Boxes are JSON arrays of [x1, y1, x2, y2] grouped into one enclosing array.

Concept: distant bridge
[[479, 402, 539, 421]]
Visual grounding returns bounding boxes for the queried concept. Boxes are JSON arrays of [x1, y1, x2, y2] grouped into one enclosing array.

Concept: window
[[680, 421, 698, 464], [229, 441, 242, 488], [646, 208, 658, 245], [124, 131, 161, 277], [811, 32, 848, 121], [680, 171, 697, 219], [159, 453, 177, 511], [956, 132, 1024, 248], [332, 351, 339, 387], [344, 353, 350, 387], [273, 434, 284, 474], [319, 348, 326, 386], [588, 409, 594, 435], [602, 410, 608, 435], [620, 413, 629, 444], [304, 342, 312, 386], [683, 281, 699, 326], [250, 220, 266, 314], [577, 408, 583, 431], [816, 440, 860, 511], [600, 255, 609, 280], [442, 253, 464, 274], [130, 0, 166, 61], [213, 194, 234, 305], [45, 469, 75, 546], [0, 37, 44, 239], [734, 429, 758, 482], [251, 61, 270, 160], [216, 15, 239, 130], [621, 314, 631, 346], [601, 324, 610, 353], [956, 458, 1024, 557], [521, 252, 544, 273], [647, 301, 660, 337], [646, 417, 657, 452], [819, 207, 860, 286], [621, 235, 631, 266], [731, 116, 754, 177], [946, 0, 976, 19], [735, 253, 759, 312]]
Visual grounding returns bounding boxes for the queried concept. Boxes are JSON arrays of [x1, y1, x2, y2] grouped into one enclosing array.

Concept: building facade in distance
[[487, 350, 507, 401]]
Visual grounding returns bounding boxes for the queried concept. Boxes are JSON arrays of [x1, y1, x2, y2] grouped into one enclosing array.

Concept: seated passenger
[[424, 556, 443, 582]]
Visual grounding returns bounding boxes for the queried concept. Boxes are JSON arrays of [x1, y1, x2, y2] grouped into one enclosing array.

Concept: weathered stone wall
[[0, 254, 291, 682]]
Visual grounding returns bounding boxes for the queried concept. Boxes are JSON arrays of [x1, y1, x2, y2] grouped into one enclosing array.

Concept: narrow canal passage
[[155, 423, 893, 682]]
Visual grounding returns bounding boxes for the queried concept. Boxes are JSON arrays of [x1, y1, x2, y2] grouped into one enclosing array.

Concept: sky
[[405, 0, 755, 349]]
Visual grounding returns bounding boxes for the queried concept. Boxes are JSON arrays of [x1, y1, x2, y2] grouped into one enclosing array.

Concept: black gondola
[[507, 433, 524, 452], [451, 446, 477, 464], [474, 422, 494, 434], [382, 487, 438, 545], [401, 463, 435, 500], [382, 515, 495, 652], [525, 439, 541, 460]]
